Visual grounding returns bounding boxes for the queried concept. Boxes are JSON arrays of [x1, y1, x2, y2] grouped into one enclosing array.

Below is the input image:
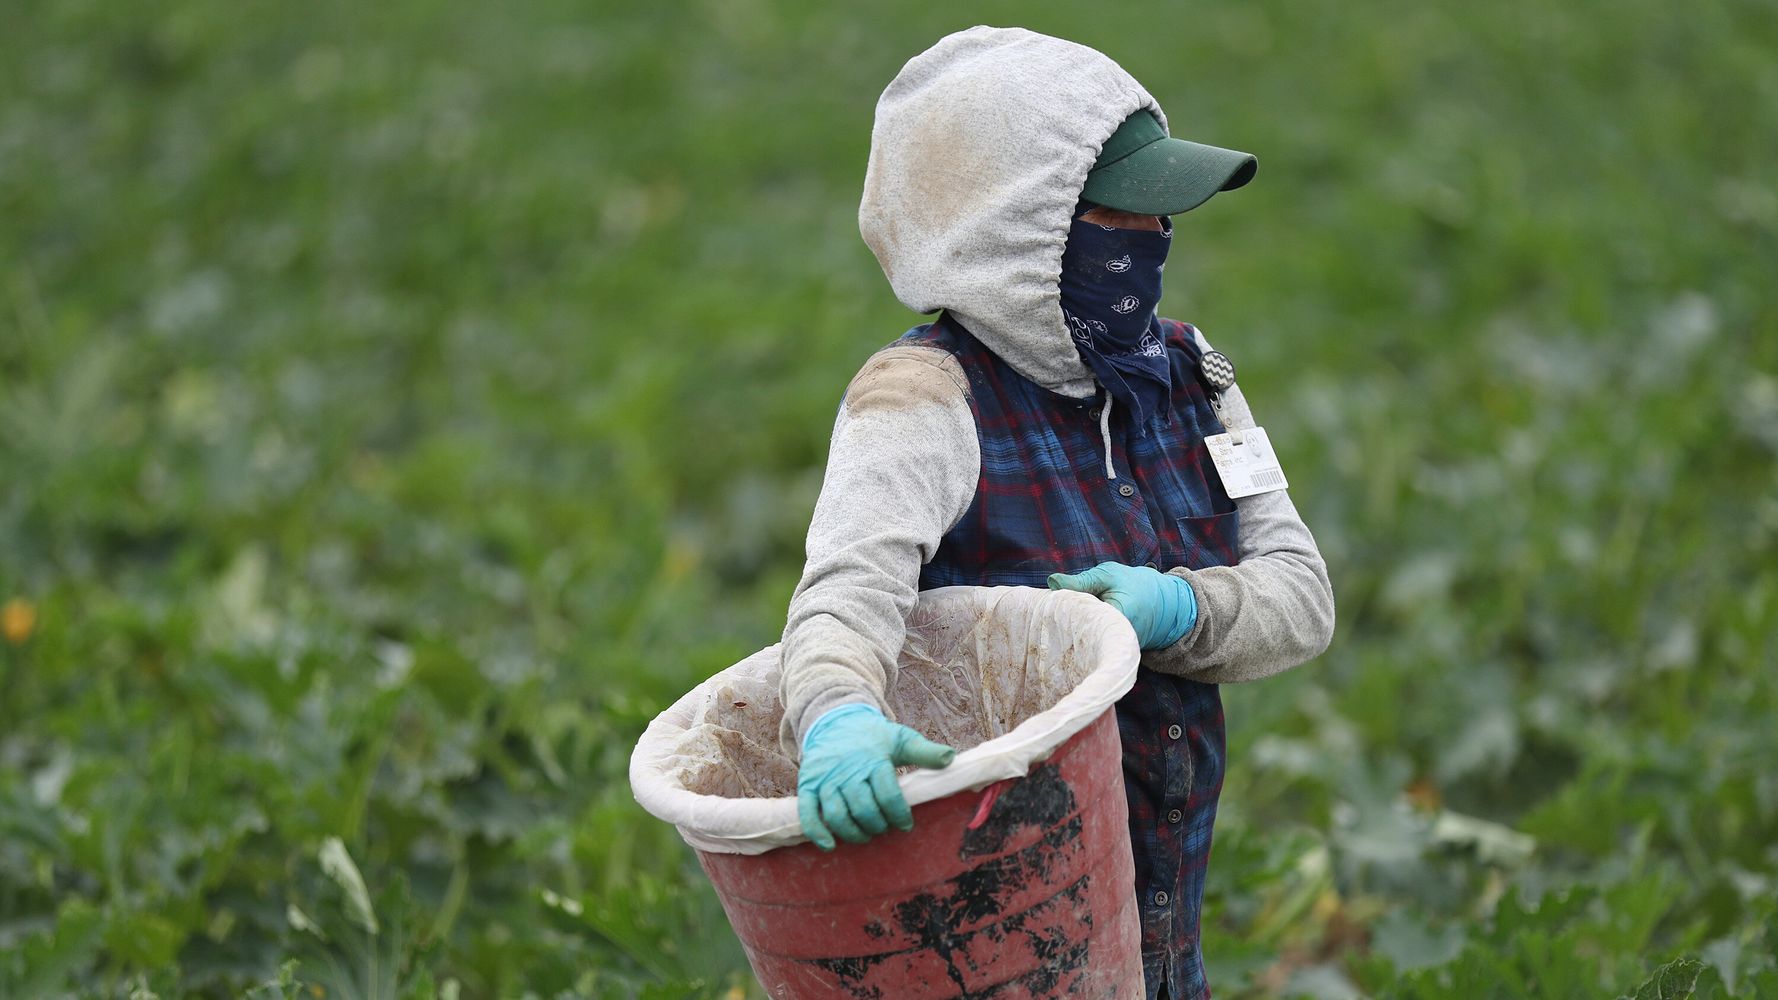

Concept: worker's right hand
[[796, 704, 956, 851]]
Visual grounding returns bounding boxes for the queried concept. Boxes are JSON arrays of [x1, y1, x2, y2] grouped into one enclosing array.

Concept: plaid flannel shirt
[[912, 314, 1238, 1000]]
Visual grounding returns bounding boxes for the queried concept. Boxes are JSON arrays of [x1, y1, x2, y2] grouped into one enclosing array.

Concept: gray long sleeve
[[1143, 365, 1337, 682], [778, 346, 980, 754]]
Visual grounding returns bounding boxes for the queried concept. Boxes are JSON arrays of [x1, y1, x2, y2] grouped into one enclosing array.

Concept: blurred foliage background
[[2, 0, 1776, 997]]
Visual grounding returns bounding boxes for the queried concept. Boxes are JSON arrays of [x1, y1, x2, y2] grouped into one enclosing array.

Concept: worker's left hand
[[1048, 561, 1198, 650]]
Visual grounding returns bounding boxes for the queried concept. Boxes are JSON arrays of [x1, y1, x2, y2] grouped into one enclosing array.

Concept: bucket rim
[[628, 586, 1141, 855]]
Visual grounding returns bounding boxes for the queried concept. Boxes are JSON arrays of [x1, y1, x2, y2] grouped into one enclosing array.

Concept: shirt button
[[1144, 561, 1158, 570], [1118, 483, 1135, 497], [1167, 724, 1183, 740], [1167, 808, 1183, 823], [1154, 890, 1170, 906]]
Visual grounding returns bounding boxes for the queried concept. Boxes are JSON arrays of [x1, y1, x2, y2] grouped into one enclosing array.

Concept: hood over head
[[859, 26, 1169, 397]]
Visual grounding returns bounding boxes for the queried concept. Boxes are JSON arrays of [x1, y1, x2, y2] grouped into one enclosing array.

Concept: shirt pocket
[[1172, 510, 1241, 570]]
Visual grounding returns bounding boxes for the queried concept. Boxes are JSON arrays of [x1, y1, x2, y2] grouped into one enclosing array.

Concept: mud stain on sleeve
[[843, 347, 972, 415]]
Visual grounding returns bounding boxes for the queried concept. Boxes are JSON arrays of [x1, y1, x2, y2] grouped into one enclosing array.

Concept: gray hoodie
[[779, 26, 1336, 753]]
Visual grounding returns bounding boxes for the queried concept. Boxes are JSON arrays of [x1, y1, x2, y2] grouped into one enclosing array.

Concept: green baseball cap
[[1081, 110, 1257, 215]]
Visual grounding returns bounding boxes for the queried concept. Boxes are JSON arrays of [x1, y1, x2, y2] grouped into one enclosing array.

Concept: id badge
[[1204, 426, 1288, 499]]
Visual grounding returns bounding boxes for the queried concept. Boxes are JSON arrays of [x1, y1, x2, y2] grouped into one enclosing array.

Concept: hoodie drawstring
[[1100, 392, 1117, 481]]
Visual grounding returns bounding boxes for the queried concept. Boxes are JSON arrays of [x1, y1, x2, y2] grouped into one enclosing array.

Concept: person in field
[[778, 26, 1335, 999]]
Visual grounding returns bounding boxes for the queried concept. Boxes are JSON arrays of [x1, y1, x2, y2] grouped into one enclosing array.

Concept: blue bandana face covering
[[1058, 212, 1174, 431]]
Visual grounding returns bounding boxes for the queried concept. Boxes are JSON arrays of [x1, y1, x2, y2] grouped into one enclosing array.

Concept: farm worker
[[779, 26, 1335, 1000]]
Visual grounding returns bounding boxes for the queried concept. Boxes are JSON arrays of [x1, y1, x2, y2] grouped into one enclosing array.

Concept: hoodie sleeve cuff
[[792, 687, 892, 760]]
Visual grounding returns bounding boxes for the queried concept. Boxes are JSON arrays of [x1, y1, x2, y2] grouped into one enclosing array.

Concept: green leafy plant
[[2, 0, 1774, 996]]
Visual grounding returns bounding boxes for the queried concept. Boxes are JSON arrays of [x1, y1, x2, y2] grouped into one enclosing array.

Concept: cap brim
[[1081, 137, 1258, 216]]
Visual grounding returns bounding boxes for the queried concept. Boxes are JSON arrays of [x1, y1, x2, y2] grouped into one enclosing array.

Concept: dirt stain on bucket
[[961, 764, 1077, 859], [805, 765, 1097, 998]]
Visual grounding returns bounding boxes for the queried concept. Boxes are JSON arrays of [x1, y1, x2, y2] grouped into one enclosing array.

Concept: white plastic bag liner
[[630, 586, 1141, 855]]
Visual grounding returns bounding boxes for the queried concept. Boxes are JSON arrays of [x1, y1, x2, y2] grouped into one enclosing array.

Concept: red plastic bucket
[[697, 710, 1141, 998]]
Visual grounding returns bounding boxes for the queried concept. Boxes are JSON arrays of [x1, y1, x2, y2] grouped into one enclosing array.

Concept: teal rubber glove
[[1048, 561, 1198, 650], [796, 704, 956, 851]]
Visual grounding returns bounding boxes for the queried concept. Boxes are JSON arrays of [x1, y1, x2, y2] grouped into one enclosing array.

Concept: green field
[[3, 0, 1777, 996]]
